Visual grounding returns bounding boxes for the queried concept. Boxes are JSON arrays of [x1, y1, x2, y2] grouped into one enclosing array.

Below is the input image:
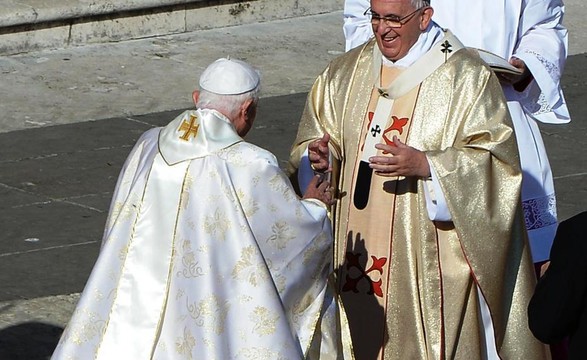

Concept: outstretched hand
[[303, 174, 334, 206], [308, 133, 331, 173], [369, 136, 430, 178]]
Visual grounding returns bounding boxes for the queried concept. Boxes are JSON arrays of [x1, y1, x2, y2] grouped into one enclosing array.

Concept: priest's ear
[[419, 6, 434, 31], [235, 98, 257, 137], [192, 90, 200, 106], [241, 98, 257, 123]]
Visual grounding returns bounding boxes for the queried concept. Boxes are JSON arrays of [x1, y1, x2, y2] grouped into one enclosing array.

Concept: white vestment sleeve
[[477, 286, 500, 360], [298, 147, 314, 192], [298, 146, 333, 193], [343, 0, 373, 51], [513, 0, 569, 123], [423, 159, 452, 222]]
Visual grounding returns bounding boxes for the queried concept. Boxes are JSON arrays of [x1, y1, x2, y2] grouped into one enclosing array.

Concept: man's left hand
[[369, 136, 430, 178]]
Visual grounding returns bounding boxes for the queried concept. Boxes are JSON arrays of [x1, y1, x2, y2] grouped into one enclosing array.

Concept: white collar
[[159, 108, 242, 165], [382, 22, 445, 68]]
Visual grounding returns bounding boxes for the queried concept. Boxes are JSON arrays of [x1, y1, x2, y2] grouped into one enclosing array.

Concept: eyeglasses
[[364, 7, 425, 28]]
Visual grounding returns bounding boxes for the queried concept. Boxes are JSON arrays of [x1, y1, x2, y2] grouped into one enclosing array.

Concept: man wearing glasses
[[344, 0, 570, 280], [288, 0, 548, 358]]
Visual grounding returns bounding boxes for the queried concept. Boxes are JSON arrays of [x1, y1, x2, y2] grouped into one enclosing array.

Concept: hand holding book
[[469, 48, 533, 90], [470, 48, 523, 75]]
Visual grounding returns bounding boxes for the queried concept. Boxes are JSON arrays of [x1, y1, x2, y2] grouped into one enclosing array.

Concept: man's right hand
[[302, 174, 333, 206], [308, 133, 331, 173]]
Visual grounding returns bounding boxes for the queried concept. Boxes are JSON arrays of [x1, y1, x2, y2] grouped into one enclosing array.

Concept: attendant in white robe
[[342, 0, 570, 265], [52, 58, 353, 360]]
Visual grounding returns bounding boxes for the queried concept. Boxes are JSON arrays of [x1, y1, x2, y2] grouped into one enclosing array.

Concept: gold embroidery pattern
[[61, 307, 106, 345], [180, 173, 194, 210], [266, 221, 296, 250], [265, 261, 286, 294], [250, 306, 279, 336], [107, 198, 138, 233], [109, 201, 124, 222], [290, 293, 315, 326], [186, 295, 229, 335], [219, 146, 248, 167], [269, 174, 295, 202], [232, 246, 270, 286], [295, 204, 304, 220], [207, 168, 221, 181], [238, 294, 253, 304], [176, 239, 205, 279], [236, 189, 260, 217], [118, 243, 129, 261], [302, 232, 331, 280], [203, 208, 230, 241], [175, 326, 196, 358], [274, 272, 287, 294], [238, 347, 288, 360], [303, 232, 329, 265]]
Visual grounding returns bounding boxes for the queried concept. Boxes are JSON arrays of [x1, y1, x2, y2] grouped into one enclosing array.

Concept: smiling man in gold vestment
[[288, 0, 550, 359]]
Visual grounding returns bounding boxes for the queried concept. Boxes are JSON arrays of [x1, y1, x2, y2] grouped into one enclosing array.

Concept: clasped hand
[[302, 174, 334, 205]]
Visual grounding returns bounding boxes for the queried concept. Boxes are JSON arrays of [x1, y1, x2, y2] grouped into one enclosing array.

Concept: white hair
[[411, 0, 430, 8], [196, 86, 260, 120]]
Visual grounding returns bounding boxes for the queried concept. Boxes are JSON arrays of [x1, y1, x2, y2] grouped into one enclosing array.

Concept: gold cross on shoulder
[[178, 114, 199, 141]]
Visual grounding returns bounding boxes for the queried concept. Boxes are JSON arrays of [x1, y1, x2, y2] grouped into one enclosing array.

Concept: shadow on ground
[[0, 322, 63, 360]]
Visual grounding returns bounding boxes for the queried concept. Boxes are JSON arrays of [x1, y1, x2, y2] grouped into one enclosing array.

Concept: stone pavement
[[0, 7, 345, 133], [0, 0, 341, 55], [0, 2, 586, 360], [0, 8, 349, 359]]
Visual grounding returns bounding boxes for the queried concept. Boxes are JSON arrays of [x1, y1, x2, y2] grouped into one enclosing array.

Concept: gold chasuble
[[289, 31, 549, 359]]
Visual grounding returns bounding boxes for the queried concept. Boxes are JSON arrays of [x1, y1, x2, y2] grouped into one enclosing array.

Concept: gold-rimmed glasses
[[364, 7, 424, 28]]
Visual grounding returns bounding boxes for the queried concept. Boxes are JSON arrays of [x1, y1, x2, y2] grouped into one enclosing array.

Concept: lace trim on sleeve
[[523, 193, 557, 231]]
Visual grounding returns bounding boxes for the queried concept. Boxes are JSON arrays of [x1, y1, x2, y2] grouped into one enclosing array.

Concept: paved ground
[[0, 5, 586, 360]]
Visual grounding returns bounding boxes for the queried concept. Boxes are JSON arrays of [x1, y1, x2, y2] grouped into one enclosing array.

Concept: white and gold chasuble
[[289, 31, 549, 359], [53, 109, 353, 359]]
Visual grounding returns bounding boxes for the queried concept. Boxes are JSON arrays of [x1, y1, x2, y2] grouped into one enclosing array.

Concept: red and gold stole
[[339, 64, 421, 359], [336, 33, 465, 359]]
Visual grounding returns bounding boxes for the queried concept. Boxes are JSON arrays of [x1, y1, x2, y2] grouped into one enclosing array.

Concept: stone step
[[0, 0, 341, 55]]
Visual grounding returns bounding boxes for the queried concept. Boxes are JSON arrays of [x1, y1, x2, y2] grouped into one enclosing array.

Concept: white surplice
[[342, 0, 570, 262], [343, 0, 371, 52], [52, 109, 350, 360]]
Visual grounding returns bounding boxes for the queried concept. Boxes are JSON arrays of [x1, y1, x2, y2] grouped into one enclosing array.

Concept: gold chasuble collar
[[159, 109, 243, 166]]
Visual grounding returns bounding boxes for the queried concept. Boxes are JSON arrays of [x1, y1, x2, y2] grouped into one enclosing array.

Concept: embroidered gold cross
[[178, 115, 199, 141]]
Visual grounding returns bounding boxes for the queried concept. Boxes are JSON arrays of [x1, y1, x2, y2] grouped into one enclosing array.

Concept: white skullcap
[[199, 57, 260, 95]]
